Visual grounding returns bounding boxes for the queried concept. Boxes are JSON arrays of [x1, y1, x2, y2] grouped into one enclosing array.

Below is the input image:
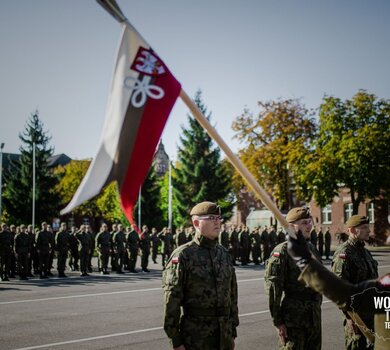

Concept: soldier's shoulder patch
[[378, 274, 390, 287], [272, 252, 281, 258], [339, 253, 347, 259]]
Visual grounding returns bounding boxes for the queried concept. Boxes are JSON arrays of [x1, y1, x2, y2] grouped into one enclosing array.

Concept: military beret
[[286, 207, 311, 223], [190, 201, 221, 216], [346, 215, 369, 228]]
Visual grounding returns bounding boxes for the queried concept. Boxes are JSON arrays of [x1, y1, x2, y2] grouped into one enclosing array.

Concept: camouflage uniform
[[218, 229, 230, 250], [126, 229, 140, 273], [324, 229, 331, 259], [55, 228, 70, 277], [332, 236, 378, 350], [265, 241, 322, 349], [250, 229, 261, 265], [162, 234, 239, 350], [0, 227, 14, 281], [95, 229, 111, 274], [113, 229, 126, 273]]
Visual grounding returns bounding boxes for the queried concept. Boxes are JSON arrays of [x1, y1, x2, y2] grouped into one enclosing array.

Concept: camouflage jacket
[[95, 230, 111, 250], [14, 232, 31, 254], [162, 234, 239, 350], [332, 236, 378, 284], [264, 241, 322, 328]]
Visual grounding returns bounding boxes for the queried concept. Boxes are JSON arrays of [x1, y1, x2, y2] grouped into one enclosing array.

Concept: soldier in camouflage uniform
[[68, 226, 80, 271], [287, 231, 390, 350], [76, 225, 92, 277], [35, 222, 52, 279], [261, 227, 270, 262], [265, 207, 322, 350], [162, 201, 239, 350], [55, 222, 70, 277], [159, 227, 174, 267], [126, 224, 140, 273], [250, 228, 262, 265], [139, 225, 151, 273], [0, 224, 14, 281], [14, 225, 31, 280], [113, 224, 126, 273], [239, 225, 250, 265], [95, 223, 111, 275], [218, 224, 230, 250], [332, 215, 378, 350], [324, 228, 331, 260]]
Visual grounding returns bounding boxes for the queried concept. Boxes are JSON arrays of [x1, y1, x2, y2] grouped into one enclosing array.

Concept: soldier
[[317, 226, 324, 259], [85, 224, 95, 273], [76, 225, 92, 277], [46, 225, 55, 276], [112, 224, 126, 273], [35, 222, 52, 279], [139, 225, 151, 273], [277, 227, 286, 244], [14, 225, 31, 280], [110, 223, 118, 271], [9, 224, 17, 278], [269, 226, 278, 252], [95, 223, 111, 275], [229, 225, 240, 266], [219, 224, 230, 250], [175, 226, 187, 247], [55, 222, 70, 277], [151, 227, 160, 264], [332, 215, 378, 350], [239, 225, 250, 265], [68, 226, 80, 271], [159, 227, 174, 267], [26, 224, 36, 277], [325, 227, 331, 260], [162, 201, 239, 350], [126, 224, 140, 273], [0, 224, 14, 281], [287, 232, 390, 350], [250, 227, 262, 265], [260, 226, 270, 262], [264, 207, 322, 349]]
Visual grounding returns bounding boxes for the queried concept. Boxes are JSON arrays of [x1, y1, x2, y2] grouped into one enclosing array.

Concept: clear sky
[[0, 0, 389, 161]]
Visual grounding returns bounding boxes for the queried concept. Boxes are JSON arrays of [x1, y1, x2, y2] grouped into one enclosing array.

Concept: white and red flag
[[60, 23, 181, 224]]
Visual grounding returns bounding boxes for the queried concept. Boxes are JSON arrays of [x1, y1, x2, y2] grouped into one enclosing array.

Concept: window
[[344, 203, 353, 222], [321, 205, 332, 224], [367, 202, 375, 223]]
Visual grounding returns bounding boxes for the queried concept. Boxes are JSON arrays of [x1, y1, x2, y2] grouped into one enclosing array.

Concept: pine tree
[[134, 165, 164, 229], [174, 91, 235, 225], [3, 112, 60, 226]]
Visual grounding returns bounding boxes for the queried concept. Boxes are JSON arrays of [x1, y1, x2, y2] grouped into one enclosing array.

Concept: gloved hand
[[287, 231, 312, 270]]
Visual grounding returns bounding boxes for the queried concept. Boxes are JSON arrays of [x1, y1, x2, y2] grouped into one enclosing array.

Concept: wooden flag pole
[[179, 90, 293, 234]]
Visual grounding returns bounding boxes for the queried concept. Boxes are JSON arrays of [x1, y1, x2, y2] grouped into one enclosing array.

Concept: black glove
[[287, 231, 312, 270]]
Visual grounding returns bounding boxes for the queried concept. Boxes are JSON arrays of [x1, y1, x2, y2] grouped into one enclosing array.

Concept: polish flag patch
[[172, 257, 179, 264], [339, 253, 347, 260], [378, 274, 390, 287], [273, 252, 280, 258]]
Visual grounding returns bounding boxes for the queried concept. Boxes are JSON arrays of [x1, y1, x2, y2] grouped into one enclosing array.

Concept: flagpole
[[168, 161, 172, 230], [179, 90, 293, 234], [138, 187, 141, 229], [32, 142, 36, 231], [96, 0, 294, 237]]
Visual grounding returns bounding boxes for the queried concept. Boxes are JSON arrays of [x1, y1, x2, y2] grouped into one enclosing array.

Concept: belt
[[184, 306, 230, 317]]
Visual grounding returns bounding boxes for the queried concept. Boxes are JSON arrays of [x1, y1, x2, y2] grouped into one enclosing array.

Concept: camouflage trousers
[[343, 319, 374, 350], [278, 326, 321, 350]]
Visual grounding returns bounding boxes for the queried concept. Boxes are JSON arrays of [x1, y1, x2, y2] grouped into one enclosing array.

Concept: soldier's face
[[354, 224, 370, 241], [292, 218, 312, 239], [193, 215, 221, 240]]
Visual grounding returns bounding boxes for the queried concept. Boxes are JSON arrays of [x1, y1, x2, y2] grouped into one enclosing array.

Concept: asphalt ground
[[1, 250, 390, 350]]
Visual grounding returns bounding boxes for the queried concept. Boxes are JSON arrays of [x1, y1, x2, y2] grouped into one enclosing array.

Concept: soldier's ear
[[192, 217, 200, 230]]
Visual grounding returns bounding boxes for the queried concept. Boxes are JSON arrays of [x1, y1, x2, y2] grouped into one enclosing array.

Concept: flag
[[60, 23, 181, 223]]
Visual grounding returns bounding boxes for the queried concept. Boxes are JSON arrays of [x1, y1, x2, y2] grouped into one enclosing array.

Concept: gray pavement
[[1, 250, 389, 350]]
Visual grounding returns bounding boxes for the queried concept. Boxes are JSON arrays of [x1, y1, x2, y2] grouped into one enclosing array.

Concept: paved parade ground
[[1, 250, 390, 350]]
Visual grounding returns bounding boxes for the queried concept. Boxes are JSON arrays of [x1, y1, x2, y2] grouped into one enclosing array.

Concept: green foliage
[[300, 91, 390, 213], [174, 91, 235, 225], [232, 99, 316, 210], [134, 165, 164, 229], [3, 112, 60, 226]]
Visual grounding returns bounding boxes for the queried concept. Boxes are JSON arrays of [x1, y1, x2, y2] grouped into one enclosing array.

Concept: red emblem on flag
[[131, 47, 166, 76]]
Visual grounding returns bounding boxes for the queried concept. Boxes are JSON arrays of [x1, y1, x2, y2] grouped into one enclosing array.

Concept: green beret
[[286, 207, 311, 223], [346, 215, 369, 228], [190, 201, 221, 216]]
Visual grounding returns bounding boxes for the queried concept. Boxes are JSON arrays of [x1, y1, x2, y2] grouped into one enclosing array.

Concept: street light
[[0, 142, 5, 222]]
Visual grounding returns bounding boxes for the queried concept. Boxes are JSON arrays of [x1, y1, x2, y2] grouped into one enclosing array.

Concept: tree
[[3, 112, 60, 225], [232, 99, 316, 210], [174, 91, 235, 225], [134, 165, 164, 229], [301, 91, 390, 214]]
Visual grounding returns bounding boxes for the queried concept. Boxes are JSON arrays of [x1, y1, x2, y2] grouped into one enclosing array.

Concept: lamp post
[[0, 142, 5, 222]]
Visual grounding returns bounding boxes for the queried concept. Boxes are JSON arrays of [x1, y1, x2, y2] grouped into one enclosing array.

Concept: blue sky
[[0, 0, 389, 161]]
